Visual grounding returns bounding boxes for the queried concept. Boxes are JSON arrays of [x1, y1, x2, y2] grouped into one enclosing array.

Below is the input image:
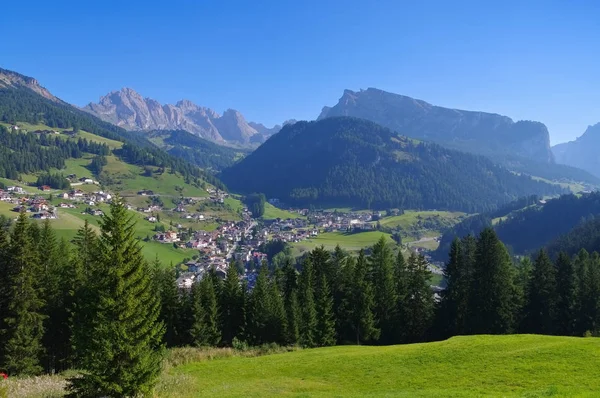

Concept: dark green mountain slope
[[146, 129, 247, 171], [435, 192, 600, 260], [220, 117, 564, 213]]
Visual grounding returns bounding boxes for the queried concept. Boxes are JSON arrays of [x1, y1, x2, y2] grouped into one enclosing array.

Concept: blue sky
[[2, 0, 600, 144]]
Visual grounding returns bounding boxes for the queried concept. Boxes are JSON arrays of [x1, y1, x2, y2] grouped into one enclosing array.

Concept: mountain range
[[221, 117, 564, 212], [552, 123, 600, 178], [83, 88, 281, 145], [318, 88, 554, 163]]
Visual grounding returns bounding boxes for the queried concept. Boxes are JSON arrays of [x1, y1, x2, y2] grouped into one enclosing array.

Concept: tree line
[[2, 199, 600, 396]]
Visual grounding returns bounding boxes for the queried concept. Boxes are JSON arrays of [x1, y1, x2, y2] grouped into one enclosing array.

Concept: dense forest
[[0, 87, 226, 190], [0, 125, 109, 180], [221, 117, 564, 213], [435, 192, 600, 260], [2, 200, 599, 396], [147, 130, 246, 171]]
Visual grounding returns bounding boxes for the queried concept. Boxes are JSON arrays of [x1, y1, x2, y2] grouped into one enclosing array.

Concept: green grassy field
[[164, 334, 600, 397], [292, 231, 394, 256], [262, 202, 304, 220], [379, 210, 466, 229]]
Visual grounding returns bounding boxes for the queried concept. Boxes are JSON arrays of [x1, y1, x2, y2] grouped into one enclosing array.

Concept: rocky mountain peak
[[84, 89, 275, 144], [0, 67, 60, 102]]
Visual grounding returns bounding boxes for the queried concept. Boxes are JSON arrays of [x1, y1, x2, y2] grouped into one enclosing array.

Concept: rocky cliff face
[[83, 88, 277, 144], [0, 68, 60, 102], [553, 123, 600, 177], [318, 88, 555, 164]]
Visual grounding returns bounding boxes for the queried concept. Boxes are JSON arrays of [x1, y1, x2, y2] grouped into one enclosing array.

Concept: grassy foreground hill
[[162, 335, 600, 397]]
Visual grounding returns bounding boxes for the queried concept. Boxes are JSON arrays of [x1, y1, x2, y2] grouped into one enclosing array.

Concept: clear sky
[[3, 0, 600, 144]]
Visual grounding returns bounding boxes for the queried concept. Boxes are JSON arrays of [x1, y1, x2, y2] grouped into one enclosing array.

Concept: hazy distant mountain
[[221, 117, 563, 212], [318, 88, 555, 164], [0, 67, 61, 102], [553, 123, 600, 178], [83, 88, 278, 144]]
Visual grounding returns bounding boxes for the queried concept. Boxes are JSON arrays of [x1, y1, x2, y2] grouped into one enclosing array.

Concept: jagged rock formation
[[83, 88, 277, 144], [553, 123, 600, 178]]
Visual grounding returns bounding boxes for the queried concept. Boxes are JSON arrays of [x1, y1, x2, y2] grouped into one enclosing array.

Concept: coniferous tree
[[200, 276, 221, 346], [393, 250, 408, 341], [1, 212, 45, 376], [267, 277, 288, 345], [298, 257, 317, 347], [220, 264, 245, 345], [555, 251, 578, 336], [315, 274, 336, 346], [574, 249, 592, 335], [523, 250, 557, 334], [248, 266, 271, 345], [368, 236, 397, 344], [403, 253, 434, 343], [469, 228, 516, 334], [68, 197, 164, 397], [281, 260, 300, 345], [69, 220, 98, 366], [349, 250, 379, 344], [156, 262, 181, 347], [438, 238, 462, 338], [188, 281, 206, 346], [0, 227, 10, 365]]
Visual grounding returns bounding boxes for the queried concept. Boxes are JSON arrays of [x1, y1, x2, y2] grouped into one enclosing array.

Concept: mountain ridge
[[220, 116, 564, 212], [552, 123, 600, 178], [83, 88, 280, 144], [318, 87, 555, 164]]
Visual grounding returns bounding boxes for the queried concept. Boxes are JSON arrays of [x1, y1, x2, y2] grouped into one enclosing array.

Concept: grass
[[262, 203, 304, 220], [379, 210, 466, 229], [166, 334, 600, 397], [292, 231, 394, 256]]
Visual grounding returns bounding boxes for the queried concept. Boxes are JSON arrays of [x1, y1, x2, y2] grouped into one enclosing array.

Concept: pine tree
[[0, 227, 10, 365], [267, 277, 288, 345], [315, 274, 336, 346], [156, 262, 181, 347], [69, 220, 98, 366], [247, 266, 271, 345], [67, 197, 164, 397], [574, 249, 592, 335], [403, 253, 434, 343], [393, 250, 408, 341], [188, 281, 206, 346], [555, 251, 578, 336], [523, 250, 557, 334], [1, 212, 45, 376], [368, 236, 397, 344], [298, 257, 317, 347], [469, 228, 516, 334], [282, 260, 300, 345], [200, 276, 221, 346], [220, 264, 245, 346], [349, 250, 379, 344]]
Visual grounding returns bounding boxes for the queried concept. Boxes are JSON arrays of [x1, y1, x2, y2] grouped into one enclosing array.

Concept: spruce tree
[[393, 250, 408, 341], [555, 251, 577, 335], [282, 260, 300, 345], [267, 277, 288, 345], [220, 264, 245, 345], [69, 220, 98, 366], [156, 262, 182, 347], [298, 257, 317, 347], [368, 236, 397, 344], [200, 276, 221, 346], [523, 250, 557, 334], [1, 212, 45, 376], [188, 281, 206, 346], [438, 238, 462, 338], [315, 274, 336, 346], [349, 250, 379, 344], [248, 266, 271, 345], [469, 228, 516, 334], [0, 227, 10, 365], [67, 197, 164, 397], [403, 253, 434, 343], [574, 249, 591, 335]]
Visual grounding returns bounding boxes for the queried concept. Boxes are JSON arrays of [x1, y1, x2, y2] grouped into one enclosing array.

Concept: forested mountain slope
[[221, 117, 564, 213], [319, 88, 598, 185], [435, 192, 600, 259]]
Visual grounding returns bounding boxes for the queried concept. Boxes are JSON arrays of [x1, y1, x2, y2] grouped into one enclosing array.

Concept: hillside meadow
[[5, 335, 600, 397]]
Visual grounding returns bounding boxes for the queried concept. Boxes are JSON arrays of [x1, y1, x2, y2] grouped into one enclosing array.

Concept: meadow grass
[[168, 334, 600, 397], [292, 231, 394, 256], [262, 202, 304, 220], [379, 210, 466, 229]]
